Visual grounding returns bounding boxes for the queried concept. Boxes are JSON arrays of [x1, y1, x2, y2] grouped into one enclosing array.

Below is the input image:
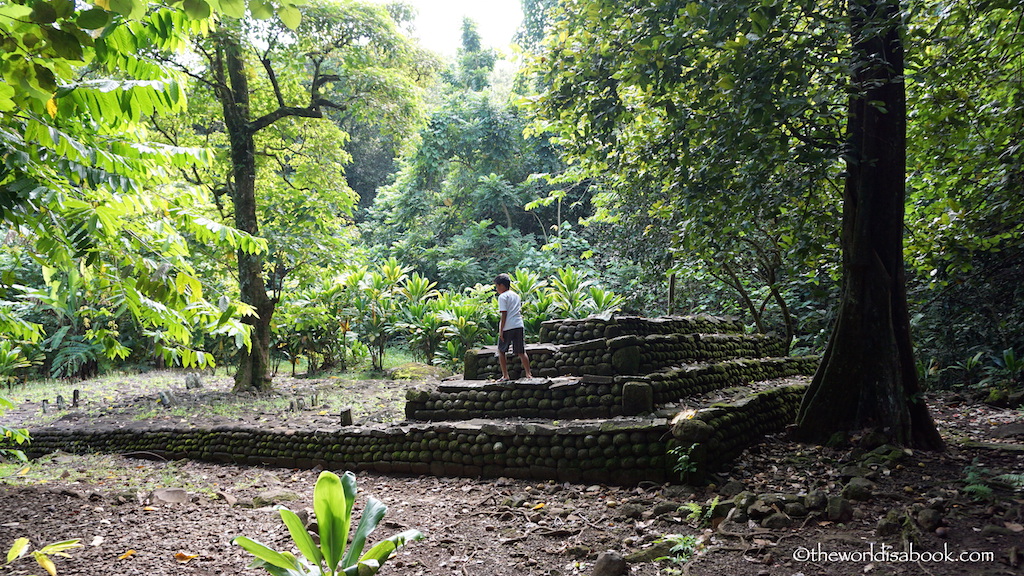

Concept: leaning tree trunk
[[796, 0, 944, 450], [217, 33, 276, 394]]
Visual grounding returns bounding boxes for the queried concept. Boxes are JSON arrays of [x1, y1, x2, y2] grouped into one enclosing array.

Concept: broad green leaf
[[278, 4, 301, 29], [77, 8, 112, 29], [41, 27, 84, 61], [182, 0, 211, 19], [249, 0, 273, 19], [230, 537, 298, 572], [0, 83, 15, 112], [218, 0, 245, 18], [33, 551, 56, 576], [38, 540, 82, 555], [358, 541, 395, 567], [313, 471, 350, 572], [341, 497, 387, 567], [280, 508, 323, 567], [108, 0, 133, 17], [30, 2, 58, 23]]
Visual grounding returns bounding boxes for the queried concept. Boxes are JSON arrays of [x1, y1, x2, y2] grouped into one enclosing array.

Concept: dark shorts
[[499, 327, 525, 355]]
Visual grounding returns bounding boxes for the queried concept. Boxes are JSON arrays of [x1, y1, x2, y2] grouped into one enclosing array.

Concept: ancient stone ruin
[[27, 314, 818, 485]]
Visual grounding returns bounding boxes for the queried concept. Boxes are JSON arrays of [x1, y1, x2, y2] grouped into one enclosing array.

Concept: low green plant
[[668, 443, 698, 480], [981, 348, 1023, 387], [5, 537, 82, 575], [962, 460, 1024, 501], [679, 496, 720, 527], [0, 396, 30, 461], [233, 470, 422, 576], [653, 533, 700, 574]]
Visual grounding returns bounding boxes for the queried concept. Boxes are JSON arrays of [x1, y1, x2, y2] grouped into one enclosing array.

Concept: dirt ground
[[0, 371, 1022, 576]]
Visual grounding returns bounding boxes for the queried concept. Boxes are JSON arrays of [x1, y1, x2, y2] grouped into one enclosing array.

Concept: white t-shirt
[[498, 290, 525, 331]]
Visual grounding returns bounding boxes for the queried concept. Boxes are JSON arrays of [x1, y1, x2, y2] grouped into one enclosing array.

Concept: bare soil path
[[0, 371, 1022, 576]]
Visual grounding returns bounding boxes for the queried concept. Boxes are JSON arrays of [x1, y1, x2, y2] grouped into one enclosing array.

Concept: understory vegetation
[[0, 0, 1021, 420]]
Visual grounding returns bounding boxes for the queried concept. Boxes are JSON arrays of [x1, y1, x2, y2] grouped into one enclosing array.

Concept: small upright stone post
[[56, 394, 66, 410], [339, 406, 353, 426], [72, 389, 81, 407]]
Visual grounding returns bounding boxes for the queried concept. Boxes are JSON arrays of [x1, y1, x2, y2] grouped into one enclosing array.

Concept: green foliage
[[961, 460, 1024, 502], [668, 443, 699, 480], [654, 533, 701, 574], [5, 537, 82, 576], [363, 91, 573, 289], [1, 0, 275, 370], [233, 470, 422, 576], [980, 349, 1023, 388]]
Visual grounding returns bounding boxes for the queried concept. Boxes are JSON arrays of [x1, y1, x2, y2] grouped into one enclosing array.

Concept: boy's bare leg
[[519, 352, 532, 378], [498, 352, 510, 380]]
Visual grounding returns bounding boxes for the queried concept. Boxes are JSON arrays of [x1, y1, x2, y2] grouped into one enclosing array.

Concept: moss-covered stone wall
[[539, 315, 744, 345], [25, 418, 672, 486], [406, 356, 818, 422], [466, 333, 790, 380], [671, 384, 808, 482]]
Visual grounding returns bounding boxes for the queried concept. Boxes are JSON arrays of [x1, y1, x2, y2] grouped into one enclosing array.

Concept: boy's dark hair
[[494, 273, 511, 288]]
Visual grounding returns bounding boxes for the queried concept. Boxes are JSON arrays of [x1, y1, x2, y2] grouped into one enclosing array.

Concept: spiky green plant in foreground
[[233, 471, 422, 576]]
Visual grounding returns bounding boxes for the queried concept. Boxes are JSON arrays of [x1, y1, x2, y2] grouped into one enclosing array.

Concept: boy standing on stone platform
[[494, 273, 532, 381]]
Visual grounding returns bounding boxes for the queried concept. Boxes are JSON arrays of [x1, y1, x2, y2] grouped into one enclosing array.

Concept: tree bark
[[216, 33, 276, 394], [796, 0, 944, 450]]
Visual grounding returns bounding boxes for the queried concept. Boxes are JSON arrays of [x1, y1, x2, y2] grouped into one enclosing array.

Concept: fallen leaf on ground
[[174, 552, 199, 563], [118, 550, 137, 560]]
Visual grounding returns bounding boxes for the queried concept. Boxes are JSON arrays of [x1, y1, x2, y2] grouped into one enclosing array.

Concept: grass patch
[[0, 453, 220, 496]]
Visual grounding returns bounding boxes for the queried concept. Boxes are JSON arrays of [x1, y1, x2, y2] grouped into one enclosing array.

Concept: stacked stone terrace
[[27, 314, 817, 486], [405, 315, 816, 422]]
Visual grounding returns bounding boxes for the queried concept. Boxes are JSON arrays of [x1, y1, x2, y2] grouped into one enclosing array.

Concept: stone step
[[408, 356, 818, 422], [466, 333, 791, 380]]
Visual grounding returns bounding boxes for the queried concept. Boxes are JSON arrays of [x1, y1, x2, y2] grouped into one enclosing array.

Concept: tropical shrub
[[233, 471, 422, 576]]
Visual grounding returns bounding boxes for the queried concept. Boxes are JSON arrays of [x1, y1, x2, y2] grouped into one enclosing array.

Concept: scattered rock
[[992, 422, 1024, 439], [618, 503, 644, 519], [842, 477, 875, 501], [981, 524, 1018, 537], [747, 499, 775, 520], [252, 489, 300, 508], [592, 550, 628, 576], [761, 512, 793, 529], [565, 545, 592, 559], [215, 491, 238, 506], [719, 480, 746, 497], [805, 490, 827, 510], [150, 488, 189, 505], [625, 541, 673, 563], [917, 508, 942, 532], [783, 502, 808, 517], [827, 496, 853, 523], [876, 510, 902, 537]]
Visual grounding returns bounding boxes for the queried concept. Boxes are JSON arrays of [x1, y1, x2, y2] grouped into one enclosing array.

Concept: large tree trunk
[[796, 0, 943, 450], [217, 33, 276, 394]]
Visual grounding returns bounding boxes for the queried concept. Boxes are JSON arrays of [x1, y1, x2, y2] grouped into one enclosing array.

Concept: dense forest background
[[1, 0, 1021, 406]]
